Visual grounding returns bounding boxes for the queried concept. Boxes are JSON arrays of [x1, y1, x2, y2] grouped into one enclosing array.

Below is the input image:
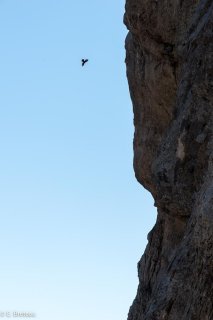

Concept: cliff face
[[124, 1, 213, 319]]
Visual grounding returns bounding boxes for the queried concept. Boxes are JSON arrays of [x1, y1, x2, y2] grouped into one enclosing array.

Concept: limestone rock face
[[124, 1, 213, 319]]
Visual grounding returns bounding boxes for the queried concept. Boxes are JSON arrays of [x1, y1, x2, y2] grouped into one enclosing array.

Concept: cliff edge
[[124, 1, 213, 319]]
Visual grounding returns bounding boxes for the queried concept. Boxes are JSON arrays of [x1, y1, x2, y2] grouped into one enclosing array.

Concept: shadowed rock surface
[[124, 1, 213, 319]]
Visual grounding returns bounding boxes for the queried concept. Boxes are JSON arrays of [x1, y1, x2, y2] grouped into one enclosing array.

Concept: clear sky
[[0, 1, 156, 319]]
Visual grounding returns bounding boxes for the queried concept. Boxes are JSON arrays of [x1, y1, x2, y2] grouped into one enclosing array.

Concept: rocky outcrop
[[124, 1, 213, 319]]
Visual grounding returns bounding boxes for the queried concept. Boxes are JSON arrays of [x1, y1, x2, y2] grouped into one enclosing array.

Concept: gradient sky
[[0, 1, 156, 319]]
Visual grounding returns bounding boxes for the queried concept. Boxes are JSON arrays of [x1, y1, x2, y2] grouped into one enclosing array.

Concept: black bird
[[81, 59, 88, 66]]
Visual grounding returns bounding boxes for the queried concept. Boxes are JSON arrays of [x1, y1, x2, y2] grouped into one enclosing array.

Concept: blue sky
[[0, 1, 156, 319]]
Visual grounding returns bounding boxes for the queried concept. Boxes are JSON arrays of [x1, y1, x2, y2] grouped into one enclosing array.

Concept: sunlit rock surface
[[124, 0, 213, 319]]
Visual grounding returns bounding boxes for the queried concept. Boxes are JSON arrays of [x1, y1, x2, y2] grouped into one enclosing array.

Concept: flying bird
[[81, 59, 88, 66]]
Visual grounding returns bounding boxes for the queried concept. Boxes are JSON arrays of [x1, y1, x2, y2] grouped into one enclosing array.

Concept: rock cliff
[[124, 1, 213, 319]]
